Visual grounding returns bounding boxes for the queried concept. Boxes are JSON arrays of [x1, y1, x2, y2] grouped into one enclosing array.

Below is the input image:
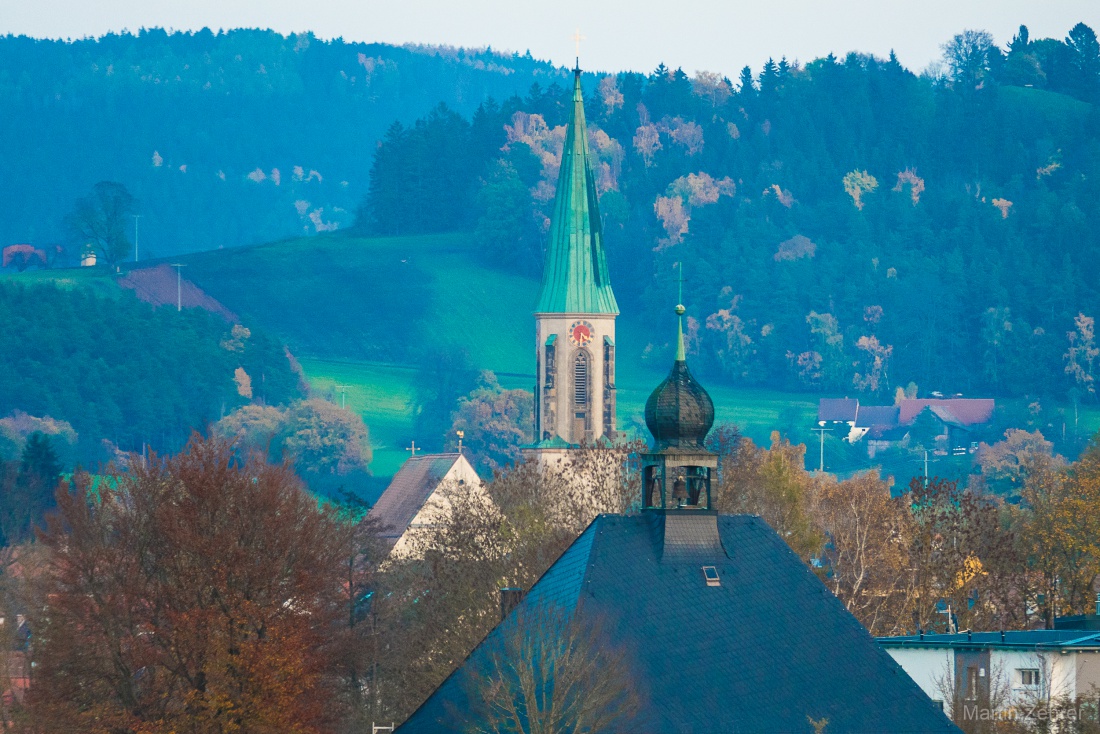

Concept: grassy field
[[300, 355, 819, 478], [175, 232, 534, 372], [11, 232, 1100, 482]]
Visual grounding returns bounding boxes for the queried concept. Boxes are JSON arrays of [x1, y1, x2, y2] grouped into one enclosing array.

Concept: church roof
[[367, 453, 468, 546], [398, 512, 956, 733], [534, 69, 619, 315]]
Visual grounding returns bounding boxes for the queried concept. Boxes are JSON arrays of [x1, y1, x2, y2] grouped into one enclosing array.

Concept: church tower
[[533, 66, 619, 446]]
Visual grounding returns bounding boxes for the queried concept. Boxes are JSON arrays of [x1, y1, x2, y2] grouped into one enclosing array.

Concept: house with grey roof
[[366, 452, 483, 557], [879, 608, 1100, 725], [398, 300, 957, 733], [817, 397, 995, 456]]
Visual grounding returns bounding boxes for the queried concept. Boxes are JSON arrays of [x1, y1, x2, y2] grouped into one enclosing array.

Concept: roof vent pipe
[[500, 587, 525, 622]]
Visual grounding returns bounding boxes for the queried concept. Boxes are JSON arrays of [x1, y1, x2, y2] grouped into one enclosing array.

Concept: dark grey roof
[[879, 630, 1100, 651], [399, 512, 957, 733], [855, 404, 900, 429], [818, 398, 858, 422], [367, 453, 463, 543]]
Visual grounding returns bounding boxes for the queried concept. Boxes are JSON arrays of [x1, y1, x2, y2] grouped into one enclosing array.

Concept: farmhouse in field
[[818, 397, 995, 457], [366, 452, 483, 558]]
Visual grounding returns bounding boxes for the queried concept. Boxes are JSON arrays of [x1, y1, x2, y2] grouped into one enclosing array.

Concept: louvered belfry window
[[574, 351, 588, 406]]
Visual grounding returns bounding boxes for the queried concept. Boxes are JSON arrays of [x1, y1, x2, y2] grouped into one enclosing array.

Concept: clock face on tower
[[569, 320, 594, 347]]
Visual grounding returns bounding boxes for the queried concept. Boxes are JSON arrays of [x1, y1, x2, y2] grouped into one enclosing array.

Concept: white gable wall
[[885, 645, 1096, 722], [389, 454, 488, 559]]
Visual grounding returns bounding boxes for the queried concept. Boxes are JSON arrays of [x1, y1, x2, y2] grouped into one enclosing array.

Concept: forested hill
[[0, 30, 569, 255], [362, 24, 1100, 404]]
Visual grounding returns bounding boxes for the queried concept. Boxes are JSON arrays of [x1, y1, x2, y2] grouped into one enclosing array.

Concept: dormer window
[[702, 566, 720, 587]]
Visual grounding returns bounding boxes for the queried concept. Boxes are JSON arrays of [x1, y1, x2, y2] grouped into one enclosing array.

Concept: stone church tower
[[533, 67, 619, 446]]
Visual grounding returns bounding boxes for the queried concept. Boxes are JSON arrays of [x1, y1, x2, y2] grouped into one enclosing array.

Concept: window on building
[[701, 566, 720, 587], [1019, 669, 1040, 687], [967, 666, 979, 700], [573, 352, 588, 406]]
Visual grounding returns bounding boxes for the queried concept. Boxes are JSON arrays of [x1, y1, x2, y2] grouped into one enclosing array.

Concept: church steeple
[[531, 67, 619, 448], [534, 69, 618, 315]]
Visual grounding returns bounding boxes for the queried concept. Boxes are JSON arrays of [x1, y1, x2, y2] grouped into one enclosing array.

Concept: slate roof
[[898, 399, 994, 426], [367, 453, 465, 544], [534, 69, 619, 315], [818, 398, 858, 422], [879, 630, 1100, 652], [399, 512, 957, 733], [855, 404, 900, 429]]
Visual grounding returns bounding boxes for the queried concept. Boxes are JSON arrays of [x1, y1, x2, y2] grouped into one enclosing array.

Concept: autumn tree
[[1016, 441, 1100, 626], [714, 431, 822, 560], [214, 399, 372, 476], [213, 403, 286, 451], [330, 498, 392, 730], [24, 434, 354, 733], [852, 335, 892, 395], [449, 371, 533, 475], [463, 604, 639, 733], [692, 70, 732, 108], [280, 398, 372, 475], [813, 471, 914, 635], [64, 181, 136, 266], [907, 477, 1023, 633], [1064, 313, 1098, 397], [842, 170, 878, 210], [974, 429, 1065, 498]]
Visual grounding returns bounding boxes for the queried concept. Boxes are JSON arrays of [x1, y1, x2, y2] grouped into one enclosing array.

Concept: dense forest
[[0, 30, 568, 255], [361, 24, 1100, 409], [0, 282, 299, 464]]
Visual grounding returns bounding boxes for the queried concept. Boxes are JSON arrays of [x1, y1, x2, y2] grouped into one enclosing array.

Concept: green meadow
[[12, 231, 1100, 480]]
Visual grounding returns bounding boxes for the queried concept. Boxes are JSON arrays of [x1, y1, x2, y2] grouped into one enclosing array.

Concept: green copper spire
[[534, 69, 619, 315]]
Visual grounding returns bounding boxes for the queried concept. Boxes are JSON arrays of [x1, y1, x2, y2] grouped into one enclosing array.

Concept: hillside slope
[[0, 30, 574, 256]]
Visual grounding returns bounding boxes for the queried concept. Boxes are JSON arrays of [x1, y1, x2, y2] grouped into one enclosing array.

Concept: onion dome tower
[[641, 303, 718, 510]]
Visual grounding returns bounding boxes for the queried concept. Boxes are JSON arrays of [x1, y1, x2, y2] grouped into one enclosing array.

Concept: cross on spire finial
[[406, 441, 419, 457], [572, 28, 586, 70]]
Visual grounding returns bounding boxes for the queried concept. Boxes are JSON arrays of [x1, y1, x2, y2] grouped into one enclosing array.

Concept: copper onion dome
[[644, 304, 715, 450]]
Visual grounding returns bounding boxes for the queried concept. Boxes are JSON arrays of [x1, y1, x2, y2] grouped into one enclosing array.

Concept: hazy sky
[[3, 0, 1098, 76]]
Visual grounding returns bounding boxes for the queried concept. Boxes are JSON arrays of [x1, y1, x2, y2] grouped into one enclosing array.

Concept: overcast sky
[[2, 0, 1098, 77]]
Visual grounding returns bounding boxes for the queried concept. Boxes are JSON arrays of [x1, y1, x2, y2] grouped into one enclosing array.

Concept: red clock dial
[[569, 321, 593, 346]]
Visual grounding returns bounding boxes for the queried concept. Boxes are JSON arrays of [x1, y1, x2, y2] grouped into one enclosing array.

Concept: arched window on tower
[[574, 351, 589, 406]]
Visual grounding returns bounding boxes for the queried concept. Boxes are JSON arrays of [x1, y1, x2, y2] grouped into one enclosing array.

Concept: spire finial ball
[[675, 304, 686, 316]]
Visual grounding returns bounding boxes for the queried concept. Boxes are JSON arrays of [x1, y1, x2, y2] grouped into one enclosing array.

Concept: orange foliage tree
[[23, 435, 354, 734]]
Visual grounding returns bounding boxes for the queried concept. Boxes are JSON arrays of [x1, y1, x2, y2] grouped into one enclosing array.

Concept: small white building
[[366, 452, 484, 558], [879, 619, 1100, 726]]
